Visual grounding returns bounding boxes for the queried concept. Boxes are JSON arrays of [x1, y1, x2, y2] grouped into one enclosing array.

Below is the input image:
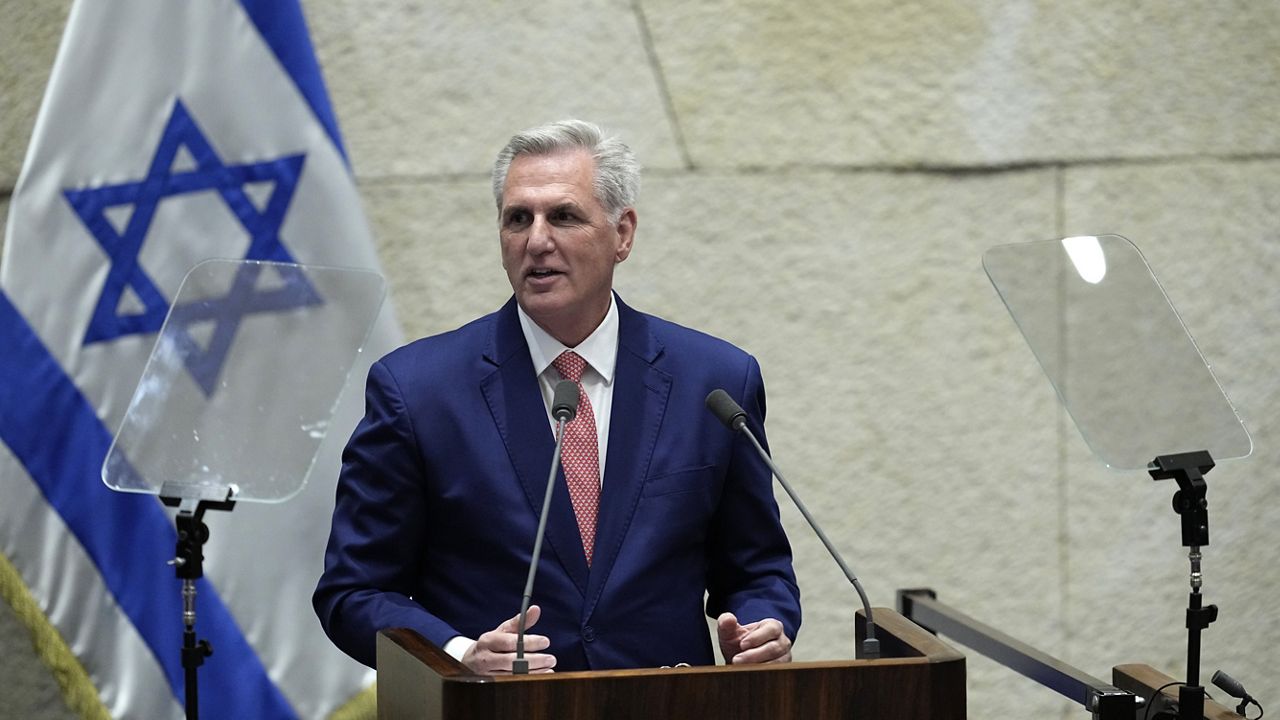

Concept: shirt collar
[[516, 294, 619, 385]]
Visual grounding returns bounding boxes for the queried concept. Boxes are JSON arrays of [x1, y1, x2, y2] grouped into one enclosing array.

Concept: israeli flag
[[0, 1, 399, 717]]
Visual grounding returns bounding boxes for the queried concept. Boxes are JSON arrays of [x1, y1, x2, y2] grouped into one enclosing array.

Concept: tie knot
[[553, 351, 587, 383]]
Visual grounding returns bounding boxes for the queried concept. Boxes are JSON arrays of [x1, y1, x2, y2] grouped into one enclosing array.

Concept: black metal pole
[[175, 516, 208, 720], [184, 626, 200, 720], [171, 504, 219, 720], [1148, 452, 1218, 720], [161, 491, 235, 720], [898, 589, 1137, 718]]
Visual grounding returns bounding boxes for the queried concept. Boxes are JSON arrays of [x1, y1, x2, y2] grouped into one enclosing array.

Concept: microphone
[[705, 388, 747, 432], [513, 380, 579, 674], [551, 379, 579, 423], [705, 388, 881, 660], [1211, 669, 1259, 716]]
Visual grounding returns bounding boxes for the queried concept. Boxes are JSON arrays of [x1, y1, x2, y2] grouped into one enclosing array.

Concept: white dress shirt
[[516, 295, 618, 482]]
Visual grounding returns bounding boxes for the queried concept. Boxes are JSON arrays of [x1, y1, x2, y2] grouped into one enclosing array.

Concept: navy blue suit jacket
[[314, 295, 800, 670]]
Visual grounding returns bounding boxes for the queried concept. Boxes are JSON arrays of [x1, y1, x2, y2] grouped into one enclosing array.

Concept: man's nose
[[527, 215, 554, 252]]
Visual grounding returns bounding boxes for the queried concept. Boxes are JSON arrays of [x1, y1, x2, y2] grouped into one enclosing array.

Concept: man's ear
[[614, 208, 637, 263]]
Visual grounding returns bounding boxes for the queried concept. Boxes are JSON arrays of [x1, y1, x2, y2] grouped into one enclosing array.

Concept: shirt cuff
[[443, 635, 475, 662]]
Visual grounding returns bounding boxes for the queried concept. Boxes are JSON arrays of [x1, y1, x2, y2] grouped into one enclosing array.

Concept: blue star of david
[[165, 260, 321, 395], [63, 99, 321, 395]]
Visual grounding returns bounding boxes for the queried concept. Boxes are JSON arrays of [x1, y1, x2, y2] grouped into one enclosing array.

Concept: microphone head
[[1211, 669, 1249, 699], [705, 389, 747, 432], [552, 380, 579, 422]]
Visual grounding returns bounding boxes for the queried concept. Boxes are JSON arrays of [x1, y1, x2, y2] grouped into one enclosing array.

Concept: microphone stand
[[706, 390, 880, 660], [513, 381, 577, 674], [738, 429, 881, 659]]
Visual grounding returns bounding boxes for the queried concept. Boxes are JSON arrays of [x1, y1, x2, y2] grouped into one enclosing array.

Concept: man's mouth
[[528, 268, 561, 279]]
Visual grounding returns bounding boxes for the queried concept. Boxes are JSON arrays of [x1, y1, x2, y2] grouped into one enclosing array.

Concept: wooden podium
[[375, 608, 964, 719]]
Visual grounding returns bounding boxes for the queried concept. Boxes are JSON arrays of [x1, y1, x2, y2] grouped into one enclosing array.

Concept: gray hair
[[491, 119, 641, 220]]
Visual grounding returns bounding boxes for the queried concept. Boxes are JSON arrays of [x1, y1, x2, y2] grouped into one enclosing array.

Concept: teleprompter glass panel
[[102, 259, 386, 502], [983, 235, 1250, 470]]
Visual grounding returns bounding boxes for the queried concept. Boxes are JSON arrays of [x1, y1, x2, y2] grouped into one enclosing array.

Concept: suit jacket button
[[582, 625, 595, 642]]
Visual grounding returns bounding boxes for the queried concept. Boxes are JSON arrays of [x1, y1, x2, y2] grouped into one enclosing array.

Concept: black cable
[[1143, 681, 1184, 720]]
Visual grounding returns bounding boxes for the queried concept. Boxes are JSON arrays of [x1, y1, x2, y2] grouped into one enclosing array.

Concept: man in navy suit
[[314, 120, 800, 673]]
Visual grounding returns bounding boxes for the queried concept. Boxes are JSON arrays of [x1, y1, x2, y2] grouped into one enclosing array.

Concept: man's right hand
[[460, 604, 557, 674]]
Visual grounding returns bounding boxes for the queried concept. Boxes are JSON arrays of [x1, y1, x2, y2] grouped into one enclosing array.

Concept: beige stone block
[[360, 177, 514, 341], [305, 0, 685, 179], [642, 0, 1280, 168], [0, 1, 70, 189], [1061, 160, 1280, 701]]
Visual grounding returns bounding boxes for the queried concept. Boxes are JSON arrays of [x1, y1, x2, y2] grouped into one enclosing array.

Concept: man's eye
[[551, 209, 578, 223], [505, 211, 530, 227]]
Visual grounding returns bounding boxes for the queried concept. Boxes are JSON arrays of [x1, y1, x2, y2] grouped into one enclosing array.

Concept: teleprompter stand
[[101, 260, 388, 719], [161, 483, 236, 720], [982, 235, 1254, 719], [1148, 451, 1219, 720]]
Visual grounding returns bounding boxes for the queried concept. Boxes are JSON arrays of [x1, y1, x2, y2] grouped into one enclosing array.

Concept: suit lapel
[[583, 298, 671, 618], [480, 299, 589, 597]]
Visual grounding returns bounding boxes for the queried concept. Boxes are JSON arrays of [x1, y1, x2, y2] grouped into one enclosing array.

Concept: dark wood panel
[[378, 608, 965, 720]]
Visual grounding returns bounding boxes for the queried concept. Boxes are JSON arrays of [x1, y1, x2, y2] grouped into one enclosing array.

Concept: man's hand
[[460, 605, 557, 674], [716, 612, 792, 665]]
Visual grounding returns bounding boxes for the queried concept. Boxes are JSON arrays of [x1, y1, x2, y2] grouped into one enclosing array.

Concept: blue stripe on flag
[[0, 292, 296, 719], [240, 0, 348, 162]]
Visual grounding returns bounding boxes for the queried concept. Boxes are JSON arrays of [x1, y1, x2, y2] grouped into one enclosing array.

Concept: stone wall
[[3, 1, 1277, 717]]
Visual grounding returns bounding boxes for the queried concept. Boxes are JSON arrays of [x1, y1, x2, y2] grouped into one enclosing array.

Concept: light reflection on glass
[[1062, 235, 1107, 284]]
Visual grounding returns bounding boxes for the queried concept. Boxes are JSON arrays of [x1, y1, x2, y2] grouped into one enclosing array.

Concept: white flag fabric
[[0, 0, 400, 717]]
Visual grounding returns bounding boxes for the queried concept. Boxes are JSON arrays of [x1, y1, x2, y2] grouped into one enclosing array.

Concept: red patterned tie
[[552, 351, 600, 565]]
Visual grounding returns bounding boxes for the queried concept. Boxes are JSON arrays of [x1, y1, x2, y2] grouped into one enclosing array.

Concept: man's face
[[499, 148, 635, 344]]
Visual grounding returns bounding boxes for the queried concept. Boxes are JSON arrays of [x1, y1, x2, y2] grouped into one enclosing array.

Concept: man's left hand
[[716, 612, 792, 665]]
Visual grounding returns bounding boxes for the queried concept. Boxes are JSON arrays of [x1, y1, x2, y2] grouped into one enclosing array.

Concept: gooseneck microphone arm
[[513, 380, 579, 675], [705, 389, 881, 660]]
